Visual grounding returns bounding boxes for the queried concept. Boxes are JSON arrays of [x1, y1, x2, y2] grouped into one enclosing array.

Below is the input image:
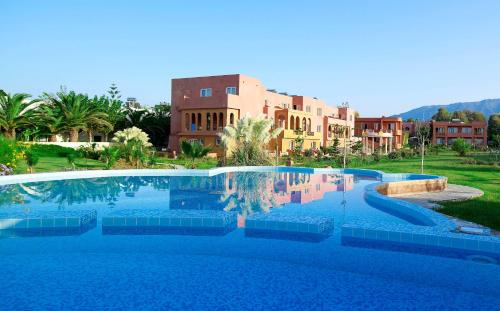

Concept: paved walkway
[[390, 184, 496, 235], [390, 184, 484, 209]]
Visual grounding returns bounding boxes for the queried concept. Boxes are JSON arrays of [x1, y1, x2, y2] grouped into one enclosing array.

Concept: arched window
[[197, 113, 202, 130], [307, 118, 312, 132], [191, 113, 196, 131], [185, 113, 189, 131], [213, 113, 217, 130], [290, 116, 295, 130], [295, 116, 300, 130], [302, 118, 306, 131], [206, 113, 211, 130], [328, 125, 332, 138], [219, 112, 224, 128], [230, 113, 234, 125]]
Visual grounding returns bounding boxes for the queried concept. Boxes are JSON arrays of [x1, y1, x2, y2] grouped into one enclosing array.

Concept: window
[[200, 88, 212, 97], [448, 127, 458, 134], [206, 113, 211, 130], [317, 125, 321, 133], [436, 127, 445, 134], [230, 113, 234, 125], [317, 108, 322, 116], [350, 115, 353, 121], [475, 138, 484, 145], [387, 123, 395, 130], [436, 138, 444, 145], [461, 127, 472, 134], [306, 105, 311, 113], [475, 128, 484, 135], [374, 123, 379, 130], [216, 137, 222, 145], [226, 87, 237, 95]]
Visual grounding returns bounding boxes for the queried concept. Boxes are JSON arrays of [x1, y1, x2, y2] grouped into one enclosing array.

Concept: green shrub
[[304, 149, 314, 157], [24, 149, 40, 173], [387, 151, 402, 160], [373, 152, 381, 162], [77, 144, 101, 160], [66, 152, 77, 170], [100, 147, 121, 170], [452, 138, 471, 157], [0, 136, 18, 169], [29, 144, 74, 157]]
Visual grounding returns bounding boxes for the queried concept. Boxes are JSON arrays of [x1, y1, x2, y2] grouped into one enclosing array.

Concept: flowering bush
[[0, 164, 13, 176], [112, 127, 153, 147], [0, 136, 19, 172]]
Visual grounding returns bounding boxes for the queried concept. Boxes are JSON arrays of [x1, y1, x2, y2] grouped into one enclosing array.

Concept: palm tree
[[181, 140, 211, 168], [218, 114, 283, 165], [0, 93, 41, 139], [45, 91, 112, 142]]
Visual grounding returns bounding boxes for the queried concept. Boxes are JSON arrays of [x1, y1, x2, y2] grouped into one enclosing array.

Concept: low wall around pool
[[375, 178, 448, 196]]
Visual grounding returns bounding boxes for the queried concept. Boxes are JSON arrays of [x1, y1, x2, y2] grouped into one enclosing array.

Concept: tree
[[351, 140, 363, 154], [488, 114, 500, 143], [451, 110, 468, 122], [415, 120, 431, 174], [180, 140, 211, 168], [219, 115, 283, 166], [45, 90, 112, 142], [432, 107, 451, 121], [452, 138, 471, 157], [0, 93, 41, 139]]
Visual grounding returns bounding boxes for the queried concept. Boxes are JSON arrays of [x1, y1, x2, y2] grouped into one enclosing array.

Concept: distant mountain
[[392, 99, 500, 121]]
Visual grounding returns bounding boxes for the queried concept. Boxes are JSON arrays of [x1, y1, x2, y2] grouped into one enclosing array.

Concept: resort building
[[168, 74, 356, 156], [431, 120, 487, 146], [354, 117, 403, 154]]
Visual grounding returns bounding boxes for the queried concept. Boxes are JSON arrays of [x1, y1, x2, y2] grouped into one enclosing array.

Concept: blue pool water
[[0, 170, 499, 310]]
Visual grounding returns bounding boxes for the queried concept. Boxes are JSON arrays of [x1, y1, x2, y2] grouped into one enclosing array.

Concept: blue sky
[[2, 0, 500, 116]]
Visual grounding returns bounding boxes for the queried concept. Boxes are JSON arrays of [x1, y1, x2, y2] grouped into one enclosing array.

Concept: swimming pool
[[1, 167, 499, 310]]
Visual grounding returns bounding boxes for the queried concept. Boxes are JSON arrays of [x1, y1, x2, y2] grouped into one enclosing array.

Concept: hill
[[393, 99, 500, 121]]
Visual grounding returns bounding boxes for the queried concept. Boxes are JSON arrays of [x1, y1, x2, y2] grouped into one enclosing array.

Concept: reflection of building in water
[[169, 173, 354, 213]]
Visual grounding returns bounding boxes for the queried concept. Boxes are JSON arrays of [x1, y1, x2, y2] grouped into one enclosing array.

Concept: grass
[[14, 156, 106, 174]]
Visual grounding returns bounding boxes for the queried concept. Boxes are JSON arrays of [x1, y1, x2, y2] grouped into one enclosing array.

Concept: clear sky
[[2, 0, 500, 116]]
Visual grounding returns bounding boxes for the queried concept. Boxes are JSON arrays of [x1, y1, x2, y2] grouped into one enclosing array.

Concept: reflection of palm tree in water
[[220, 172, 280, 217], [1, 176, 171, 209]]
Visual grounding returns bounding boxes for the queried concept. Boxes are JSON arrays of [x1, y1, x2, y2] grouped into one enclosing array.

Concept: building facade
[[354, 117, 403, 154], [168, 74, 356, 156], [431, 120, 487, 146]]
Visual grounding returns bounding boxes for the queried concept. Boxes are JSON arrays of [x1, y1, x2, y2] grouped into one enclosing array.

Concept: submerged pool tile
[[477, 241, 494, 252], [27, 219, 42, 228], [463, 238, 478, 251], [387, 231, 400, 242]]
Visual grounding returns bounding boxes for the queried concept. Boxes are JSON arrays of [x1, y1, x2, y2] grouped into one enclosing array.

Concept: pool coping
[[1, 166, 499, 254]]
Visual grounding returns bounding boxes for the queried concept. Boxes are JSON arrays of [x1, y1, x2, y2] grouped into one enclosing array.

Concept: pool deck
[[390, 184, 484, 209]]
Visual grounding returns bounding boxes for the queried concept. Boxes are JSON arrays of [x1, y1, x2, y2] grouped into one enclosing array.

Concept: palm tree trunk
[[4, 128, 15, 139], [88, 130, 93, 143], [69, 129, 79, 142]]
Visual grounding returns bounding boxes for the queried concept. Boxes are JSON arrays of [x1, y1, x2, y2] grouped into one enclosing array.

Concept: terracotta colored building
[[431, 120, 487, 146], [354, 117, 403, 154], [169, 74, 356, 156]]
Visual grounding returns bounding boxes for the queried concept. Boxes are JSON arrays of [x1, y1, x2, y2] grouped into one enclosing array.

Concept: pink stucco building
[[169, 74, 356, 156]]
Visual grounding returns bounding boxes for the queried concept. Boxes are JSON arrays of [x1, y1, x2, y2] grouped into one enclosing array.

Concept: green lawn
[[296, 151, 500, 231], [14, 156, 106, 174]]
